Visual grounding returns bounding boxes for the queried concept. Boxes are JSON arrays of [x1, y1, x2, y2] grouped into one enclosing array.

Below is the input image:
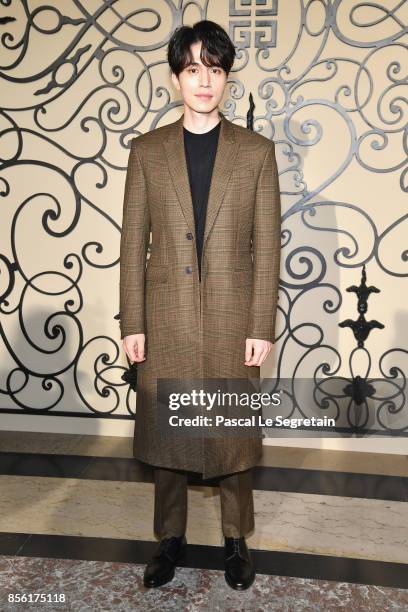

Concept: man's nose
[[199, 70, 211, 86]]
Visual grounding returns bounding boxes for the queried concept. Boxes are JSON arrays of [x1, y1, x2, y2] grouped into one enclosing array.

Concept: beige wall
[[0, 1, 407, 453]]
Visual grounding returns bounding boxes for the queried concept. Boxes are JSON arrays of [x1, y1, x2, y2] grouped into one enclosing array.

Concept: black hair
[[167, 20, 236, 77]]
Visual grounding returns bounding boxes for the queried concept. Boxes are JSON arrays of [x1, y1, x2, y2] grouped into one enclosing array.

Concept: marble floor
[[0, 431, 407, 611]]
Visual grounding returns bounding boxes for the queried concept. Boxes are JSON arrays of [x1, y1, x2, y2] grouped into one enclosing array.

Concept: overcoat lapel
[[163, 111, 239, 252]]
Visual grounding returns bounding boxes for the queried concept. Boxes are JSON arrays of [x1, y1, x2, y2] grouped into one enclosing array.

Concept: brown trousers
[[153, 466, 255, 539]]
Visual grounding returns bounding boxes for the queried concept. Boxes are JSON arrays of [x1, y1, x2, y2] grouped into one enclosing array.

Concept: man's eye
[[187, 67, 220, 74]]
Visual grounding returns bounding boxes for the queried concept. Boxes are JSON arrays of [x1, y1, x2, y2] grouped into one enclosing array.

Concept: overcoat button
[[186, 232, 193, 240], [185, 265, 193, 274]]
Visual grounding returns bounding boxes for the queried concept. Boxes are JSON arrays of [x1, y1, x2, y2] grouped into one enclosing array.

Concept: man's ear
[[171, 71, 180, 91]]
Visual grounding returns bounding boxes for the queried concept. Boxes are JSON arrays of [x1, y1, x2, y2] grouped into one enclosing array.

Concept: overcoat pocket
[[233, 269, 253, 287], [145, 264, 168, 284]]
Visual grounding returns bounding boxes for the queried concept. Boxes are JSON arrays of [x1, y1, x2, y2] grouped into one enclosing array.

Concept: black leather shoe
[[224, 536, 255, 590], [143, 535, 187, 588]]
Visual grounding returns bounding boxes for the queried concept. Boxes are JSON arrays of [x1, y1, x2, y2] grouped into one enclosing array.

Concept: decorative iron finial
[[115, 311, 138, 390], [339, 265, 384, 347], [246, 92, 255, 131], [121, 361, 138, 392]]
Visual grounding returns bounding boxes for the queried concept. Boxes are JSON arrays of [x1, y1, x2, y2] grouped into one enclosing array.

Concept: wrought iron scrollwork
[[0, 1, 405, 433]]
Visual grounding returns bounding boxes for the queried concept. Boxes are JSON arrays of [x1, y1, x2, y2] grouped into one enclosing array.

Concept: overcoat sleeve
[[246, 140, 281, 343], [119, 138, 151, 340]]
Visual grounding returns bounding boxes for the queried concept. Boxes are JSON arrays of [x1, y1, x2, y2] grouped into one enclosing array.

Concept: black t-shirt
[[183, 120, 221, 281]]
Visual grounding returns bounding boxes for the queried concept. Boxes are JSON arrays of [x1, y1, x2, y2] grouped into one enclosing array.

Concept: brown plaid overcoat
[[119, 111, 281, 479]]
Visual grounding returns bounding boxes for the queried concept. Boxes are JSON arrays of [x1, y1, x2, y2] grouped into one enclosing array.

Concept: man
[[119, 20, 281, 590]]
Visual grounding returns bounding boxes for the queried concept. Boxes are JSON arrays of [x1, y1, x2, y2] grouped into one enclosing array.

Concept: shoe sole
[[224, 569, 256, 591], [144, 567, 175, 588], [143, 545, 187, 588]]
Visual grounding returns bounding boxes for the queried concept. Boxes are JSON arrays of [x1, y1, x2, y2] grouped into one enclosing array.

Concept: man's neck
[[182, 106, 221, 134]]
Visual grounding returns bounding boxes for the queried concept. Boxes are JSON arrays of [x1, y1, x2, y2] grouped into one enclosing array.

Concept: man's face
[[171, 41, 227, 114]]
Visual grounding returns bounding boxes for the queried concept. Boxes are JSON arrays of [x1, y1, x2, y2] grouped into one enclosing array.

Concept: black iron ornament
[[338, 265, 384, 409], [115, 312, 138, 391], [342, 375, 376, 407], [246, 92, 255, 131], [339, 265, 384, 348], [121, 361, 137, 392]]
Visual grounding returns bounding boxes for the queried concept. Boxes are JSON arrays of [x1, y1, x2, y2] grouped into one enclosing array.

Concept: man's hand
[[245, 338, 272, 366], [123, 333, 146, 363]]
